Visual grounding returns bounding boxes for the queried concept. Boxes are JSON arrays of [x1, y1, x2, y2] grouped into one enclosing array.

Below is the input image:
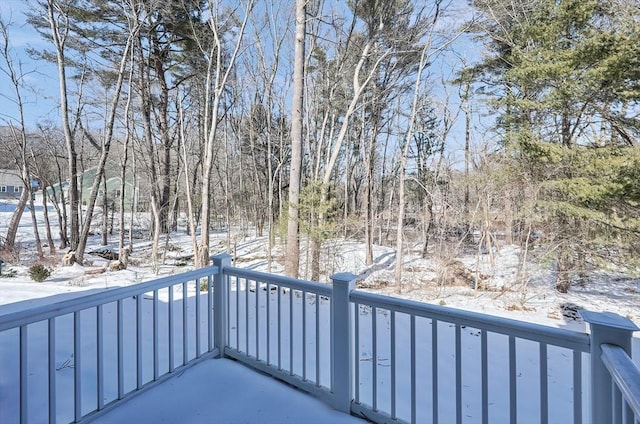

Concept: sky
[[0, 0, 61, 128], [0, 1, 485, 156], [0, 1, 503, 175]]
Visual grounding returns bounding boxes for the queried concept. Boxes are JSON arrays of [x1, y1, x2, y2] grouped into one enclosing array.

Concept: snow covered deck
[[91, 358, 364, 424]]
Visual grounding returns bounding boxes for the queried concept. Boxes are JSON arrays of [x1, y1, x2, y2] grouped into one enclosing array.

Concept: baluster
[[354, 303, 360, 403], [289, 288, 293, 375], [20, 325, 28, 424], [315, 294, 320, 386], [572, 350, 582, 424], [481, 330, 488, 424], [196, 278, 201, 357], [509, 336, 517, 424], [96, 306, 103, 410], [49, 318, 57, 420], [74, 311, 82, 421], [183, 280, 188, 364], [540, 343, 548, 424], [432, 319, 438, 424], [455, 324, 462, 424], [153, 290, 159, 380], [168, 287, 174, 373], [391, 310, 396, 420], [137, 294, 143, 387], [117, 300, 124, 396], [411, 315, 416, 424], [373, 306, 378, 412], [302, 290, 306, 380]]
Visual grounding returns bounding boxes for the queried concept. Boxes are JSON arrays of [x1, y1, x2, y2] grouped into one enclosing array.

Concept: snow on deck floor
[[92, 358, 365, 424]]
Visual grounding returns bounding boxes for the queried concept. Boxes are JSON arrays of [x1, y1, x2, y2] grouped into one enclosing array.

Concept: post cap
[[331, 272, 357, 283], [579, 310, 639, 332], [211, 253, 233, 261]]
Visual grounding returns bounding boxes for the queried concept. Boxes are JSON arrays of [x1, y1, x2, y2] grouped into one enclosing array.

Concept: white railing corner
[[580, 310, 639, 424], [213, 253, 232, 357], [331, 272, 356, 413]]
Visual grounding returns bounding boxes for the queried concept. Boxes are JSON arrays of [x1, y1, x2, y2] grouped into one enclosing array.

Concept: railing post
[[331, 272, 356, 414], [212, 253, 232, 358], [580, 310, 639, 424]]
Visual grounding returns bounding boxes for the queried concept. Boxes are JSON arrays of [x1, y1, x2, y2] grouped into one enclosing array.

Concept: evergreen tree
[[471, 0, 640, 290]]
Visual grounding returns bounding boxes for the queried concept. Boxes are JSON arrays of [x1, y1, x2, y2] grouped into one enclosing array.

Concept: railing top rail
[[223, 266, 333, 297], [601, 343, 640, 417], [350, 289, 590, 352], [0, 265, 219, 331]]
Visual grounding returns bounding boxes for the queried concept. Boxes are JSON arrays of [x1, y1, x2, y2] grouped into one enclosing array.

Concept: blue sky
[[0, 0, 60, 128], [0, 0, 488, 164]]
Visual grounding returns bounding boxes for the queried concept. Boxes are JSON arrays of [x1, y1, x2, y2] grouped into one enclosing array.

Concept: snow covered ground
[[1, 199, 638, 327], [1, 200, 639, 423]]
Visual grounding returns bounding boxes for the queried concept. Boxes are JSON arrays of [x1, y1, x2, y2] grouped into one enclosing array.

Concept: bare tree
[[285, 0, 306, 277], [249, 1, 290, 271], [194, 0, 255, 268], [393, 0, 469, 289], [29, 144, 56, 256], [118, 42, 136, 266], [40, 0, 82, 253], [37, 125, 69, 249], [0, 17, 42, 259], [394, 43, 431, 292], [73, 8, 140, 265]]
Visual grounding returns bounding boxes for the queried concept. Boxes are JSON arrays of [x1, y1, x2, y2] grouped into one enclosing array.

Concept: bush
[[200, 278, 210, 292], [29, 264, 51, 282], [0, 268, 17, 278]]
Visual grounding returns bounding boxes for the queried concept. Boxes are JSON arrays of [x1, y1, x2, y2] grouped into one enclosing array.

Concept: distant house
[[0, 169, 24, 200], [45, 167, 138, 211]]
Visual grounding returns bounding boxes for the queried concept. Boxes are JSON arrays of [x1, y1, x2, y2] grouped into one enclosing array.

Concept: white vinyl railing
[[349, 289, 590, 424], [601, 344, 640, 424], [581, 310, 640, 424], [0, 265, 220, 423], [218, 264, 334, 403], [211, 254, 639, 424], [1, 253, 638, 423]]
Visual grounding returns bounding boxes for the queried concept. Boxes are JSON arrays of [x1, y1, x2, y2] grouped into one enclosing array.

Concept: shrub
[[0, 268, 17, 278], [200, 278, 210, 292], [29, 264, 51, 282]]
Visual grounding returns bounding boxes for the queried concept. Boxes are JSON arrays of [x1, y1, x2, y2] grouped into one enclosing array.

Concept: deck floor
[[92, 358, 366, 424]]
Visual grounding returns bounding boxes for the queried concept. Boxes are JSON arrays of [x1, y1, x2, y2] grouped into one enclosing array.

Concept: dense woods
[[0, 0, 638, 291]]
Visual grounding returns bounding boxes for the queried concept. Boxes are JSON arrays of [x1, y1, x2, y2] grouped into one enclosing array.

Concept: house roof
[[0, 169, 22, 186]]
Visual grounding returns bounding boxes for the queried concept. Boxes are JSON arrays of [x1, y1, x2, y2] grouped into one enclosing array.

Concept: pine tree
[[470, 0, 640, 290]]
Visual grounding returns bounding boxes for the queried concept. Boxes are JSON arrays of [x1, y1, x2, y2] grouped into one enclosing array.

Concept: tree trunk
[[364, 127, 376, 266], [27, 182, 44, 259], [49, 148, 69, 249], [394, 141, 410, 293], [74, 27, 135, 264], [119, 64, 133, 262], [197, 0, 253, 268], [40, 182, 56, 255], [420, 198, 433, 258], [285, 0, 306, 278], [394, 43, 432, 292], [3, 185, 28, 256], [101, 173, 108, 246], [46, 0, 80, 252]]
